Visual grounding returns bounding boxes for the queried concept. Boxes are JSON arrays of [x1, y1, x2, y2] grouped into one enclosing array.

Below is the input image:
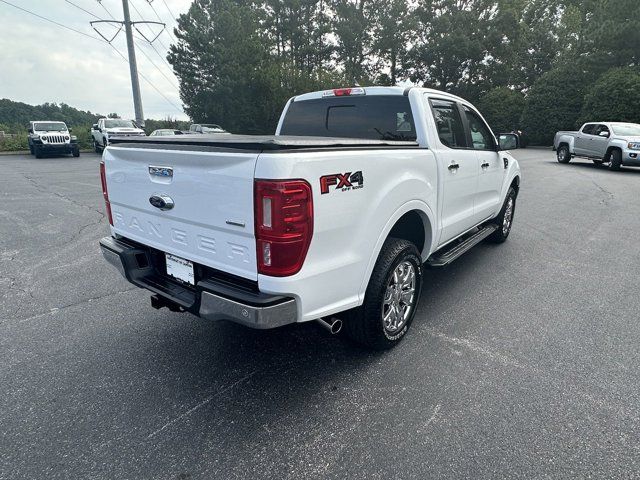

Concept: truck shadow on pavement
[[127, 242, 499, 447]]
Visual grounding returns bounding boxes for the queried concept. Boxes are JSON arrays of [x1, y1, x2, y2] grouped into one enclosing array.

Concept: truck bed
[[109, 134, 419, 152]]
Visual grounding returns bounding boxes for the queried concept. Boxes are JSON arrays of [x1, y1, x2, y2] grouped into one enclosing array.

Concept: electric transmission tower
[[91, 0, 165, 126]]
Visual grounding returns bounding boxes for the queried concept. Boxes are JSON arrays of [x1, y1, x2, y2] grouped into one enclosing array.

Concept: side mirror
[[92, 124, 98, 130], [498, 133, 519, 150], [599, 131, 609, 137], [28, 128, 33, 134], [68, 128, 72, 133]]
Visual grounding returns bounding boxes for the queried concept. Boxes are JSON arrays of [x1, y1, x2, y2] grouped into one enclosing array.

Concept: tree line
[[169, 0, 640, 144]]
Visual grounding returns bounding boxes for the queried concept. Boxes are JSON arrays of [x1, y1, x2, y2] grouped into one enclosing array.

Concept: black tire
[[609, 149, 622, 171], [94, 140, 102, 154], [29, 143, 34, 155], [103, 136, 108, 149], [344, 238, 423, 350], [34, 146, 43, 159], [557, 144, 571, 164], [72, 147, 80, 157], [487, 186, 517, 243]]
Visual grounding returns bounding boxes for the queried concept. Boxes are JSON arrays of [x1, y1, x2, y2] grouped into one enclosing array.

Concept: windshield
[[34, 122, 67, 131], [105, 119, 136, 128], [280, 95, 417, 141], [611, 124, 640, 136]]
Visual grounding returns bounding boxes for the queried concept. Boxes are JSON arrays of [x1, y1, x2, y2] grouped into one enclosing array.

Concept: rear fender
[[357, 200, 435, 302]]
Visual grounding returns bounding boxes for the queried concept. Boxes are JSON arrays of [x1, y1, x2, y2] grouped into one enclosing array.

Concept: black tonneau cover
[[109, 134, 419, 152]]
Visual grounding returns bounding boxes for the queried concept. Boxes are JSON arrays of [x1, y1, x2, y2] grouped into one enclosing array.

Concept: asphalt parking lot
[[2, 149, 640, 479]]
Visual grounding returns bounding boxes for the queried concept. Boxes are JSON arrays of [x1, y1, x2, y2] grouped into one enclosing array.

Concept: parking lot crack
[[146, 370, 259, 440]]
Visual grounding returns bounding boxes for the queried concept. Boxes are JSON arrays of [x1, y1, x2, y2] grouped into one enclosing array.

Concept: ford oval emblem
[[149, 194, 174, 211], [149, 166, 173, 178]]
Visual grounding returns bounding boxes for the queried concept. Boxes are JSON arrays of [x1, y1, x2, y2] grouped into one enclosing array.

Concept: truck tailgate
[[103, 145, 258, 280]]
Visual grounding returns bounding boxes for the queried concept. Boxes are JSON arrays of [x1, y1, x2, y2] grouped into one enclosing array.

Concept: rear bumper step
[[99, 236, 298, 329], [427, 224, 498, 267]]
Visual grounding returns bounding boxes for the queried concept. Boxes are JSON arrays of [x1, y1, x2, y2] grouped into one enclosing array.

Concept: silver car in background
[[554, 122, 640, 170]]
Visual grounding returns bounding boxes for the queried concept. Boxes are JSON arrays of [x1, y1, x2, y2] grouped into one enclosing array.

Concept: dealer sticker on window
[[165, 253, 195, 285]]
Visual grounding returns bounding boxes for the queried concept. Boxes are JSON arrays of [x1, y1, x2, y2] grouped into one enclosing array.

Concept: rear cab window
[[280, 95, 416, 141], [428, 99, 467, 148]]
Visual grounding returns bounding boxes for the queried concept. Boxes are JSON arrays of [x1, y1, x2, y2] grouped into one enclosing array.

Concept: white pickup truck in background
[[99, 86, 521, 349], [554, 122, 640, 170]]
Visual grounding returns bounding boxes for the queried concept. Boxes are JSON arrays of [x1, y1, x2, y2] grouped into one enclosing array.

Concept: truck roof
[[292, 86, 469, 105]]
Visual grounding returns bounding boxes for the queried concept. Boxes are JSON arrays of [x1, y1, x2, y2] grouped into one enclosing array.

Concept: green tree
[[579, 67, 640, 124], [476, 87, 525, 134], [520, 66, 595, 145]]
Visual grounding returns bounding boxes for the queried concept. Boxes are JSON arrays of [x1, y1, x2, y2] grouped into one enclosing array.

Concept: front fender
[[499, 153, 521, 201]]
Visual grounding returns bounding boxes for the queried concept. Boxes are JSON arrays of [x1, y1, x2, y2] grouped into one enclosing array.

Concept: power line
[[136, 42, 179, 89], [159, 0, 176, 22], [146, 0, 176, 43], [129, 0, 169, 52], [107, 41, 183, 112], [96, 0, 116, 20], [63, 0, 178, 91], [64, 0, 100, 20], [0, 0, 182, 114], [0, 0, 99, 40]]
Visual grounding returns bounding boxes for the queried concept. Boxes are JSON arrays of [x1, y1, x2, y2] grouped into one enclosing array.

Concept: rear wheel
[[609, 149, 622, 171], [344, 238, 423, 350], [557, 145, 571, 163]]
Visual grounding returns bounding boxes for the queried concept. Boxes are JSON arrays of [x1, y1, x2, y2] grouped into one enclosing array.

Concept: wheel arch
[[357, 201, 435, 301]]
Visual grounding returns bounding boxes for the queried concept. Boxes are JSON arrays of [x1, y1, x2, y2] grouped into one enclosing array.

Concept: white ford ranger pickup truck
[[99, 86, 521, 349]]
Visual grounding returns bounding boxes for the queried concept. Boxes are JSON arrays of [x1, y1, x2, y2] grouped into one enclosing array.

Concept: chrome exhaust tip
[[316, 317, 343, 335]]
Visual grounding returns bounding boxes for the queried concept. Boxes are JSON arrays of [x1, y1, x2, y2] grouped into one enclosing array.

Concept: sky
[[0, 0, 191, 120]]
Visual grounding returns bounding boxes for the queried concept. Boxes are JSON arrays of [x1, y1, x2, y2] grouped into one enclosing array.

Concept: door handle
[[448, 163, 460, 171], [481, 162, 490, 169]]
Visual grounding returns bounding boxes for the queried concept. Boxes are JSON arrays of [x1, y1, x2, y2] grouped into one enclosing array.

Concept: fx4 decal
[[320, 171, 364, 194]]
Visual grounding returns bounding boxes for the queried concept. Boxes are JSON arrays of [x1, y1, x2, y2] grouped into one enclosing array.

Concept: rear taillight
[[99, 161, 113, 226], [254, 179, 313, 277]]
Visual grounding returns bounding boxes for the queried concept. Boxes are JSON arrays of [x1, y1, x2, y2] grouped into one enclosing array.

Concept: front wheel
[[34, 146, 43, 159], [72, 147, 80, 157], [609, 149, 622, 171], [94, 140, 102, 154], [557, 145, 571, 164], [487, 186, 517, 243], [344, 238, 423, 350]]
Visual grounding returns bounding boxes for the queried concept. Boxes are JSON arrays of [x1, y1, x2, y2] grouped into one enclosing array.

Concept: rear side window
[[429, 99, 467, 148], [280, 95, 416, 141]]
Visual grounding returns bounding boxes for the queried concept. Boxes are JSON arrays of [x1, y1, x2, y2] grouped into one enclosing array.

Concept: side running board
[[427, 224, 498, 267]]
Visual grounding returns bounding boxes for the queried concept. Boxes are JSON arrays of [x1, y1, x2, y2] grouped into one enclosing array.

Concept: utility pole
[[91, 6, 166, 127], [122, 0, 144, 127]]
